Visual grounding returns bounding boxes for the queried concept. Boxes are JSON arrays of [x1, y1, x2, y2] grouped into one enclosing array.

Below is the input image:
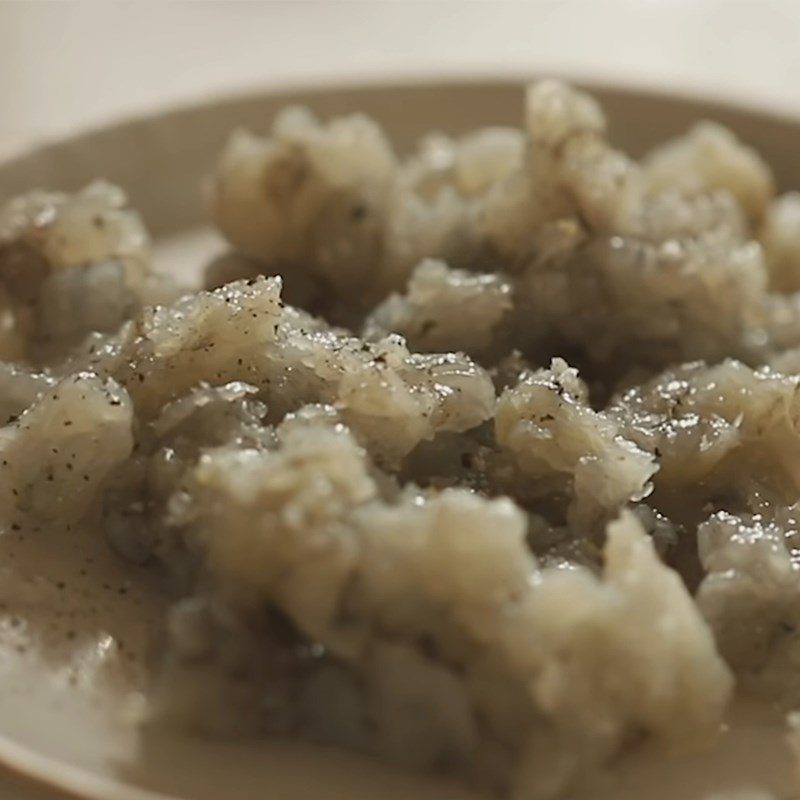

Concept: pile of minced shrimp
[[3, 80, 800, 799]]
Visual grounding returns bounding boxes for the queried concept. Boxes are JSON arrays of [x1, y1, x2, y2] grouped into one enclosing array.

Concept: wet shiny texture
[[2, 80, 800, 800]]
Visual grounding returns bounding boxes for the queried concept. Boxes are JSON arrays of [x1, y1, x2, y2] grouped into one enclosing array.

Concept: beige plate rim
[[6, 69, 800, 165]]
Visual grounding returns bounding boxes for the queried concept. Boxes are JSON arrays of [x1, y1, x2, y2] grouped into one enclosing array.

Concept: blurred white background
[[1, 0, 800, 155]]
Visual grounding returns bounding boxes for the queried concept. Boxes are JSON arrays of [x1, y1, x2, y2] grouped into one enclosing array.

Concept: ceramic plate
[[0, 79, 798, 800]]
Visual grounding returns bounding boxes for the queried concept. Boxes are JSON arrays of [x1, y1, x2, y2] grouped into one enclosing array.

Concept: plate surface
[[0, 79, 799, 800]]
